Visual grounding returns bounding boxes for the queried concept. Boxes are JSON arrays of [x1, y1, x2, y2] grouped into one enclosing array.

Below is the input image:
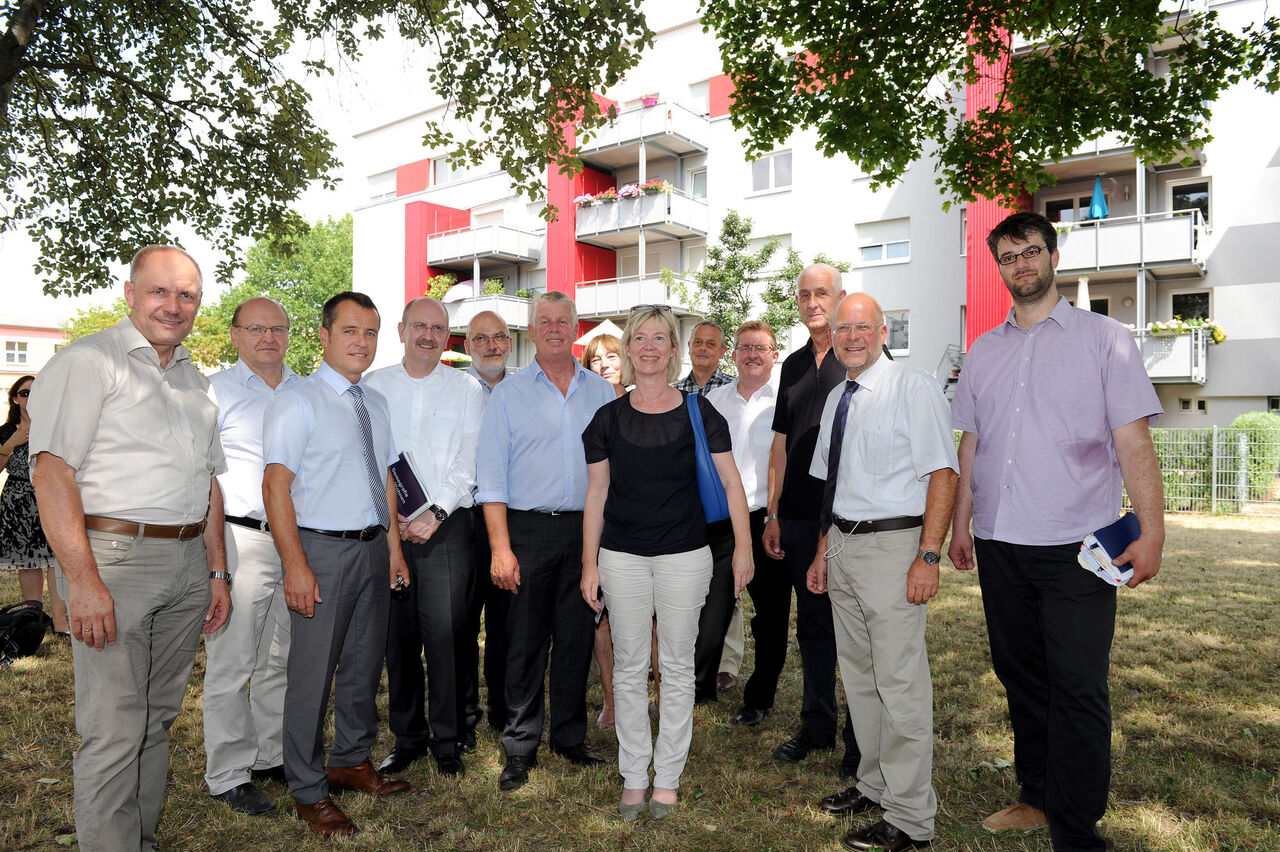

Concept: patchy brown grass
[[1, 513, 1277, 850]]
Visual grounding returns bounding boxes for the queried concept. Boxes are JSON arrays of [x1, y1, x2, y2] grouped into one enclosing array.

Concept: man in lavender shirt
[[948, 211, 1164, 852]]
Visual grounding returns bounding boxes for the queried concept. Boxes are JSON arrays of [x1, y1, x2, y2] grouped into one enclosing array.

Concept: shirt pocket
[[857, 429, 895, 477]]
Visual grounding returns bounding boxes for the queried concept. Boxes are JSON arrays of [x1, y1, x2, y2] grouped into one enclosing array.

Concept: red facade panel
[[396, 159, 432, 196], [403, 201, 470, 304], [709, 74, 736, 118]]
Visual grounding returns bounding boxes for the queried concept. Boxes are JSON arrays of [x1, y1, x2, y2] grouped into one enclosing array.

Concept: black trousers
[[740, 508, 792, 712], [782, 517, 857, 753], [975, 538, 1116, 852], [384, 509, 474, 756], [693, 520, 737, 702], [462, 508, 508, 731], [500, 510, 595, 757]]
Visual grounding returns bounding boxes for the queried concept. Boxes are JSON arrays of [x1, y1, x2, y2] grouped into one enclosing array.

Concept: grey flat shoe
[[648, 798, 676, 820], [619, 796, 645, 822]]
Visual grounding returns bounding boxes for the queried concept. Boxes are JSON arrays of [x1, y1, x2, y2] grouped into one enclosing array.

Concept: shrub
[[481, 278, 505, 295], [1230, 411, 1280, 499]]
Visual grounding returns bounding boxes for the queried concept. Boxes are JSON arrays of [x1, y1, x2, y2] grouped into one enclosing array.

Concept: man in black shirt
[[763, 263, 860, 777]]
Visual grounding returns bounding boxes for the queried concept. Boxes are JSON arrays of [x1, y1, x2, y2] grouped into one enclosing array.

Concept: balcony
[[575, 190, 709, 249], [445, 294, 530, 332], [577, 101, 709, 170], [1133, 328, 1207, 385], [573, 273, 697, 320], [1055, 211, 1205, 281], [427, 225, 541, 273]]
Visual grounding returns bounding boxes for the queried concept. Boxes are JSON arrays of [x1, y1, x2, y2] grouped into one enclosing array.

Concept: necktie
[[346, 384, 391, 529], [819, 380, 859, 535]]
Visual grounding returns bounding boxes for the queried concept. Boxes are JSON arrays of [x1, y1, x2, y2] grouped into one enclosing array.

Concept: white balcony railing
[[577, 101, 710, 155], [427, 224, 541, 267], [1056, 210, 1204, 275], [573, 273, 696, 319], [575, 191, 709, 243], [445, 294, 531, 332], [1132, 328, 1208, 385]]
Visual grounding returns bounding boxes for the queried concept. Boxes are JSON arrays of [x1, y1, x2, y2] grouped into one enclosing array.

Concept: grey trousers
[[283, 530, 390, 804], [828, 527, 937, 841], [203, 523, 290, 794], [58, 530, 210, 852]]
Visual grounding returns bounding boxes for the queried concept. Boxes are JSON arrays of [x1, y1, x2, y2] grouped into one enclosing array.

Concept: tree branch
[[0, 0, 47, 119]]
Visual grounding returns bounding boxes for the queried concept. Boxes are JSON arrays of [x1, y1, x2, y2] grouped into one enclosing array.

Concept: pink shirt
[[951, 297, 1162, 546]]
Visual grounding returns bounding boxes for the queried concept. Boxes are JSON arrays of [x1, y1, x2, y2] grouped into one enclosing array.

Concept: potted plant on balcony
[[618, 183, 642, 199], [594, 187, 618, 203], [640, 178, 672, 195], [515, 287, 535, 299], [481, 278, 505, 295], [573, 193, 597, 207]]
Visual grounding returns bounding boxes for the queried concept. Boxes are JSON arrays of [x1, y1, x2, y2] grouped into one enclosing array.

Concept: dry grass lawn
[[1, 513, 1277, 850]]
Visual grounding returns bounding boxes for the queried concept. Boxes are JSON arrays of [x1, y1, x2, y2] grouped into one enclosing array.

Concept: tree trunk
[[0, 0, 48, 120]]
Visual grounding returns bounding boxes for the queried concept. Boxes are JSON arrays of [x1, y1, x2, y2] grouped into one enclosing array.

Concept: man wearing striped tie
[[262, 291, 412, 838]]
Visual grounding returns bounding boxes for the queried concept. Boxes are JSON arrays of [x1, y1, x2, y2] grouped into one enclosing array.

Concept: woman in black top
[[581, 306, 753, 821], [1, 375, 68, 634]]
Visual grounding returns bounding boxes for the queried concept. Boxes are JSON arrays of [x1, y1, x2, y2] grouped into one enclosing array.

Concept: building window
[[885, 310, 910, 356], [751, 151, 791, 193], [689, 168, 707, 199], [368, 170, 396, 201], [1179, 397, 1208, 414], [434, 156, 473, 186], [1269, 397, 1279, 413], [1171, 290, 1210, 321], [1044, 193, 1103, 223], [856, 218, 910, 265], [1169, 179, 1211, 226], [959, 208, 967, 255], [687, 81, 710, 116], [4, 341, 27, 365]]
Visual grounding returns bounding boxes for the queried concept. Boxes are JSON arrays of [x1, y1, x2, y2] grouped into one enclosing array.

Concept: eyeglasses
[[629, 304, 673, 315], [406, 322, 447, 334], [233, 325, 289, 338], [469, 333, 510, 345], [996, 245, 1047, 265], [15, 389, 30, 398], [735, 344, 774, 353], [834, 323, 879, 335]]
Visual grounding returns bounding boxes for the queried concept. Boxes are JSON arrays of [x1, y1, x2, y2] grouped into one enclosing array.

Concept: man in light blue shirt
[[476, 291, 615, 791], [262, 292, 412, 838]]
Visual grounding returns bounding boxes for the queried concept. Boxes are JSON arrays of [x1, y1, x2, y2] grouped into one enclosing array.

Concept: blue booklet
[[1077, 513, 1140, 586]]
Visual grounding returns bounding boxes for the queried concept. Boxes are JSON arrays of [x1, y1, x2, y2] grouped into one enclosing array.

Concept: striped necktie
[[346, 384, 391, 529]]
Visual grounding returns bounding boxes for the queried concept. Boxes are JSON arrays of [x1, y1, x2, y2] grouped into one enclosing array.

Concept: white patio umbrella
[[575, 318, 624, 345], [441, 280, 474, 302], [1076, 275, 1091, 312]]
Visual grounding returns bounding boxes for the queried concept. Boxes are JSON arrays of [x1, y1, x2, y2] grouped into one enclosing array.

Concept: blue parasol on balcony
[[1085, 176, 1109, 220]]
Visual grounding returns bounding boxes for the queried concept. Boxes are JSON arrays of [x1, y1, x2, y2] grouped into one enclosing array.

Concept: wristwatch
[[763, 514, 779, 524], [209, 571, 232, 585], [428, 504, 448, 523], [916, 549, 941, 565]]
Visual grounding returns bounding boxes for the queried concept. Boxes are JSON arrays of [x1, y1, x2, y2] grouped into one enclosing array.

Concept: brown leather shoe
[[327, 758, 411, 797], [296, 797, 357, 837], [982, 802, 1047, 834]]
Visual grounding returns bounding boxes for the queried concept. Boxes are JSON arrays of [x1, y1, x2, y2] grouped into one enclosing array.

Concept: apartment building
[[349, 0, 1280, 424]]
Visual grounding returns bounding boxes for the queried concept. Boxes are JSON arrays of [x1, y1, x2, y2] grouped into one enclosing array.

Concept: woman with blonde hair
[[581, 306, 753, 820]]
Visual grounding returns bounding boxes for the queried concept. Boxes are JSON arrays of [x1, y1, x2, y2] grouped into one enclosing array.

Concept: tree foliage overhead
[[701, 0, 1280, 203], [2, 0, 651, 295]]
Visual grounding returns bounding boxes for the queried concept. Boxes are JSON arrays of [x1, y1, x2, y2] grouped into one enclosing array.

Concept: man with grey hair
[[203, 296, 300, 815], [30, 245, 230, 851], [476, 290, 616, 791], [465, 309, 512, 394], [367, 297, 486, 778], [673, 320, 732, 396]]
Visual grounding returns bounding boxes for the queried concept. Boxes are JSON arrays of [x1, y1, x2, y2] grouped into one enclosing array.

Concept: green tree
[[2, 1, 651, 296], [185, 214, 353, 375], [688, 210, 779, 349], [64, 297, 128, 342], [702, 1, 1280, 203]]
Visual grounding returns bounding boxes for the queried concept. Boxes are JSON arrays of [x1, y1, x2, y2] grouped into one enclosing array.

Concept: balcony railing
[[575, 190, 709, 247], [1132, 328, 1207, 385], [427, 224, 541, 268], [573, 273, 696, 319], [1056, 210, 1204, 276], [577, 101, 710, 159], [445, 294, 531, 332]]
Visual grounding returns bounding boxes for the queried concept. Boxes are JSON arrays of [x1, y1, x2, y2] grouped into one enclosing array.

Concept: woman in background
[[581, 306, 753, 820], [0, 376, 68, 635]]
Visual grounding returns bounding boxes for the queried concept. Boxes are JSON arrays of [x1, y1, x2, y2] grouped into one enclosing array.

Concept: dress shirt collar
[[1001, 295, 1072, 333], [115, 317, 192, 368], [848, 352, 891, 393], [314, 359, 361, 395], [731, 379, 775, 403], [527, 356, 594, 392], [229, 357, 298, 389]]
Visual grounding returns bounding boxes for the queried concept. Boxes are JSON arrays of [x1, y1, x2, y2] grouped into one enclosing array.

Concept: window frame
[[884, 309, 910, 357], [4, 340, 27, 365], [748, 151, 792, 195], [1167, 176, 1212, 228]]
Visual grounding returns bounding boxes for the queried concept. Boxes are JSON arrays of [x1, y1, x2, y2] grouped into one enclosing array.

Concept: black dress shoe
[[819, 787, 880, 817], [457, 729, 477, 753], [732, 706, 767, 726], [843, 819, 932, 851], [772, 729, 836, 762], [839, 747, 860, 782], [550, 743, 605, 767], [499, 754, 537, 791], [250, 764, 287, 785], [377, 746, 424, 775], [434, 752, 465, 777], [212, 782, 276, 815]]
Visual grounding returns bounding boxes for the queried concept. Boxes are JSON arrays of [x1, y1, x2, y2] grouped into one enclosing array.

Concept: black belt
[[299, 525, 384, 541], [510, 509, 583, 517], [832, 515, 923, 535], [225, 514, 270, 533]]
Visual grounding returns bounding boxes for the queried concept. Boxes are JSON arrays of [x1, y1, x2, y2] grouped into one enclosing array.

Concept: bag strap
[[687, 392, 709, 453]]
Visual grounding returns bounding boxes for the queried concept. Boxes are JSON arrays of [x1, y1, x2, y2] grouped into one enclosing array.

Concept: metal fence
[[1141, 426, 1280, 514]]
